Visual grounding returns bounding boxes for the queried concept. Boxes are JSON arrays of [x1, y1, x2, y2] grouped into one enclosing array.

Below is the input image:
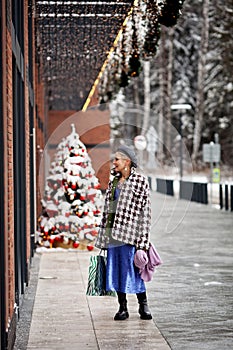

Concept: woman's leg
[[114, 292, 129, 321], [136, 291, 152, 320]]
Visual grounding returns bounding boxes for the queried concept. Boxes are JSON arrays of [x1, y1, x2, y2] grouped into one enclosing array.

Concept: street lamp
[[171, 104, 192, 180]]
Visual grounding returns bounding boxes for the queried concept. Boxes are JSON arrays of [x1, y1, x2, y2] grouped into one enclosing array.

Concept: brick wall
[[1, 1, 35, 348], [4, 2, 15, 333]]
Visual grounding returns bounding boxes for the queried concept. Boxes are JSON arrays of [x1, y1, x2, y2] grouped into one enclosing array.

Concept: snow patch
[[204, 281, 223, 286]]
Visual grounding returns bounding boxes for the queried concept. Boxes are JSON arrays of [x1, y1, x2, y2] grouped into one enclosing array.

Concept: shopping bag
[[86, 253, 116, 297]]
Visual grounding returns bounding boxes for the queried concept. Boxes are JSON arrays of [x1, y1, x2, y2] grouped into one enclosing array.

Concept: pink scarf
[[134, 243, 162, 282]]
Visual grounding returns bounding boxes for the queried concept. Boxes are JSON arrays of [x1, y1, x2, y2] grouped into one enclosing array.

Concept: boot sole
[[140, 314, 152, 320], [114, 312, 129, 321], [139, 309, 152, 320]]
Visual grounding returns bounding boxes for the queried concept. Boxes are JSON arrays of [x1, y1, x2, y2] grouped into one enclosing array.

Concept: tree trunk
[[192, 0, 209, 166], [142, 60, 150, 135], [133, 77, 141, 134], [157, 28, 166, 162], [166, 27, 174, 155]]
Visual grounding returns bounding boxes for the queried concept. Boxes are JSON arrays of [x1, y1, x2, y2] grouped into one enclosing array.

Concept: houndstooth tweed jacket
[[95, 169, 151, 250]]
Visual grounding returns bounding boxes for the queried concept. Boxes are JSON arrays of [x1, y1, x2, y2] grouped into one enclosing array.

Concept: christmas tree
[[37, 124, 103, 250]]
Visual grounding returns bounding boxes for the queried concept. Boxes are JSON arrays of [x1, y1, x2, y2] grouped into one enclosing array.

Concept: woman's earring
[[124, 167, 127, 171]]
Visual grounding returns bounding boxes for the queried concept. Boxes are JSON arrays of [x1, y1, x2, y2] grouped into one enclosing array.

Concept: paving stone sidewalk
[[19, 251, 169, 350]]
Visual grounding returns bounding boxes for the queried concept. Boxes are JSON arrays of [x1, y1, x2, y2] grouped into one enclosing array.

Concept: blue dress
[[106, 186, 146, 294]]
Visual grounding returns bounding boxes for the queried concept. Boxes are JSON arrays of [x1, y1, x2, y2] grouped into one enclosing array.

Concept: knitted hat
[[117, 145, 138, 168]]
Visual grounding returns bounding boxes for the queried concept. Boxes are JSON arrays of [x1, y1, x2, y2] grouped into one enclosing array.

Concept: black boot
[[114, 292, 129, 321], [136, 292, 152, 320]]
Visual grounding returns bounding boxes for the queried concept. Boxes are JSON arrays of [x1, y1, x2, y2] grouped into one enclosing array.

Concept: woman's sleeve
[[135, 178, 151, 250]]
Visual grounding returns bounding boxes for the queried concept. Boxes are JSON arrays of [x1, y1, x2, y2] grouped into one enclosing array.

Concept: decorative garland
[[98, 0, 186, 104]]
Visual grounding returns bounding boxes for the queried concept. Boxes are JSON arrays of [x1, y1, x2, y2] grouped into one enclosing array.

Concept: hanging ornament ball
[[134, 135, 147, 151], [73, 241, 80, 248]]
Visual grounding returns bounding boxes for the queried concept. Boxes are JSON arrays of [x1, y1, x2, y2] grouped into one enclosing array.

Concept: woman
[[95, 144, 152, 321]]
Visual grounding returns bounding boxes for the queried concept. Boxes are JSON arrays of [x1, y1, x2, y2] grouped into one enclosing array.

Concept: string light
[[33, 1, 185, 110], [34, 0, 134, 110]]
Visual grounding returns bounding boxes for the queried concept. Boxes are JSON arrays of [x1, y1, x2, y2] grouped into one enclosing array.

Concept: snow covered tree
[[100, 0, 233, 169], [192, 0, 210, 166], [203, 0, 233, 165], [37, 124, 103, 250]]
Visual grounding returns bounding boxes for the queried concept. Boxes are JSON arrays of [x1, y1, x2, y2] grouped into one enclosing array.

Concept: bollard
[[202, 183, 208, 204], [194, 183, 198, 203], [219, 184, 223, 209], [225, 184, 229, 211], [166, 180, 174, 196], [148, 176, 152, 190]]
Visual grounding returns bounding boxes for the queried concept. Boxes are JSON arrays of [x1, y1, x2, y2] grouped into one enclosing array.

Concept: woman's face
[[113, 152, 130, 174]]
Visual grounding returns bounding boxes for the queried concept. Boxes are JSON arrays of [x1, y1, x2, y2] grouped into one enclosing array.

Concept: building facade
[[0, 1, 43, 348], [0, 1, 110, 349]]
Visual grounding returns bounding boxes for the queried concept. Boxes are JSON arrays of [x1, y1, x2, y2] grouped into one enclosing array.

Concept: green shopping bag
[[86, 252, 116, 297]]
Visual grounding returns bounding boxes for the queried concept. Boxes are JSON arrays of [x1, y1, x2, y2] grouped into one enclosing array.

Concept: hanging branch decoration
[[128, 5, 141, 77], [143, 0, 161, 59], [97, 0, 186, 105], [128, 29, 141, 76], [158, 0, 186, 27], [119, 25, 130, 88]]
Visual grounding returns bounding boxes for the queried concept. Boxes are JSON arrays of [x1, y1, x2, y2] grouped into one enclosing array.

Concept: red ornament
[[87, 245, 94, 251], [73, 241, 79, 248]]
